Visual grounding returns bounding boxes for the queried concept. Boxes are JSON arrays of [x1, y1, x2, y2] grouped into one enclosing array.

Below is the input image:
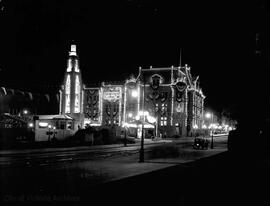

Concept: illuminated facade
[[59, 44, 84, 129], [60, 44, 205, 138]]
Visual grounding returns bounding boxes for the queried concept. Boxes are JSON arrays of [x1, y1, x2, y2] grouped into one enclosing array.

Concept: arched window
[[150, 74, 163, 90]]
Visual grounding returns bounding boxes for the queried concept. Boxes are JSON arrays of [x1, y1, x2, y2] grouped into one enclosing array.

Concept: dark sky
[[0, 0, 269, 114]]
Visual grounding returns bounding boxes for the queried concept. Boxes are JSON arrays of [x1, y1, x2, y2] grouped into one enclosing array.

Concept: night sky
[[0, 0, 269, 114]]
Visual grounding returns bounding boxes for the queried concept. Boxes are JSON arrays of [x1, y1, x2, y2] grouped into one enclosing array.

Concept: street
[[0, 136, 235, 205]]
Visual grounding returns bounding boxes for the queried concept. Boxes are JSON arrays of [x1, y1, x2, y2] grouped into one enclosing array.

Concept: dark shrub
[[93, 131, 103, 145], [171, 135, 181, 138], [115, 136, 136, 144], [100, 128, 117, 144]]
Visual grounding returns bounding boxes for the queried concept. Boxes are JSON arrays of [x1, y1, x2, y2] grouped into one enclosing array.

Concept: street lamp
[[139, 73, 146, 163], [48, 124, 52, 142], [210, 125, 214, 149], [122, 124, 128, 147], [205, 112, 214, 149]]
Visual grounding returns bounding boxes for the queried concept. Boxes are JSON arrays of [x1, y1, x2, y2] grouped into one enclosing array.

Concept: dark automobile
[[193, 137, 209, 150]]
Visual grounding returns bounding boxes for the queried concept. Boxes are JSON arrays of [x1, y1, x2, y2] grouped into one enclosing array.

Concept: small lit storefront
[[33, 114, 76, 142]]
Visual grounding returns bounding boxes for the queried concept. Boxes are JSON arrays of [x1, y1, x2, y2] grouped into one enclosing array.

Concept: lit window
[[151, 75, 162, 89], [74, 75, 80, 113], [67, 122, 73, 130], [71, 45, 76, 52], [74, 59, 79, 72], [161, 117, 167, 126], [65, 75, 71, 113], [67, 59, 72, 72]]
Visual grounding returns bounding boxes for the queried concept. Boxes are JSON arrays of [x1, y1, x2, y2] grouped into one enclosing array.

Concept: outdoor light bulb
[[131, 90, 138, 98], [48, 125, 52, 129], [28, 123, 34, 128], [147, 116, 156, 124], [205, 113, 211, 118], [23, 110, 28, 114], [138, 111, 143, 116], [135, 115, 140, 120], [128, 113, 133, 118], [144, 111, 149, 116]]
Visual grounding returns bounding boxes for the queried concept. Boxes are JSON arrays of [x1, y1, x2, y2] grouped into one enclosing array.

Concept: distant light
[[138, 111, 149, 116], [131, 90, 138, 98], [138, 111, 143, 116], [48, 125, 52, 129], [122, 123, 139, 128], [147, 116, 156, 124], [89, 123, 102, 127], [128, 113, 133, 118], [205, 113, 211, 118], [23, 110, 28, 115], [53, 126, 56, 130], [28, 123, 34, 128]]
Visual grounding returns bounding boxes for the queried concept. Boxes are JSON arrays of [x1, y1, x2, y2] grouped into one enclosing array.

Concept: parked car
[[193, 137, 209, 150]]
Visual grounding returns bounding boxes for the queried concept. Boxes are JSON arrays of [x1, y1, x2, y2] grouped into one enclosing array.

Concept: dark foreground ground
[[1, 151, 269, 206], [93, 152, 270, 206]]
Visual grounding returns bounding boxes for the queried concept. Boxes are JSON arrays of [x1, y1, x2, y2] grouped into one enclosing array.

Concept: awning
[[37, 114, 73, 120]]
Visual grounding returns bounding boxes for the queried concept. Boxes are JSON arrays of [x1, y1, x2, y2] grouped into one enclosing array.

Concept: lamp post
[[124, 125, 127, 147], [210, 127, 214, 149], [48, 125, 52, 142], [139, 73, 146, 163], [205, 112, 214, 149]]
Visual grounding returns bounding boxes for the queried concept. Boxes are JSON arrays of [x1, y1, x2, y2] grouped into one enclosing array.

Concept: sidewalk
[[0, 137, 184, 156], [95, 147, 227, 184]]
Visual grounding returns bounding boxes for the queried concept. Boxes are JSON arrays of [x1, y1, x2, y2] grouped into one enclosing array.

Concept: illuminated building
[[60, 44, 205, 138], [59, 44, 84, 130]]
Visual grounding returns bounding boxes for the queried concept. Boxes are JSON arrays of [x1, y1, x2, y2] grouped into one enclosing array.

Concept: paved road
[[0, 136, 228, 205], [0, 136, 227, 167]]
